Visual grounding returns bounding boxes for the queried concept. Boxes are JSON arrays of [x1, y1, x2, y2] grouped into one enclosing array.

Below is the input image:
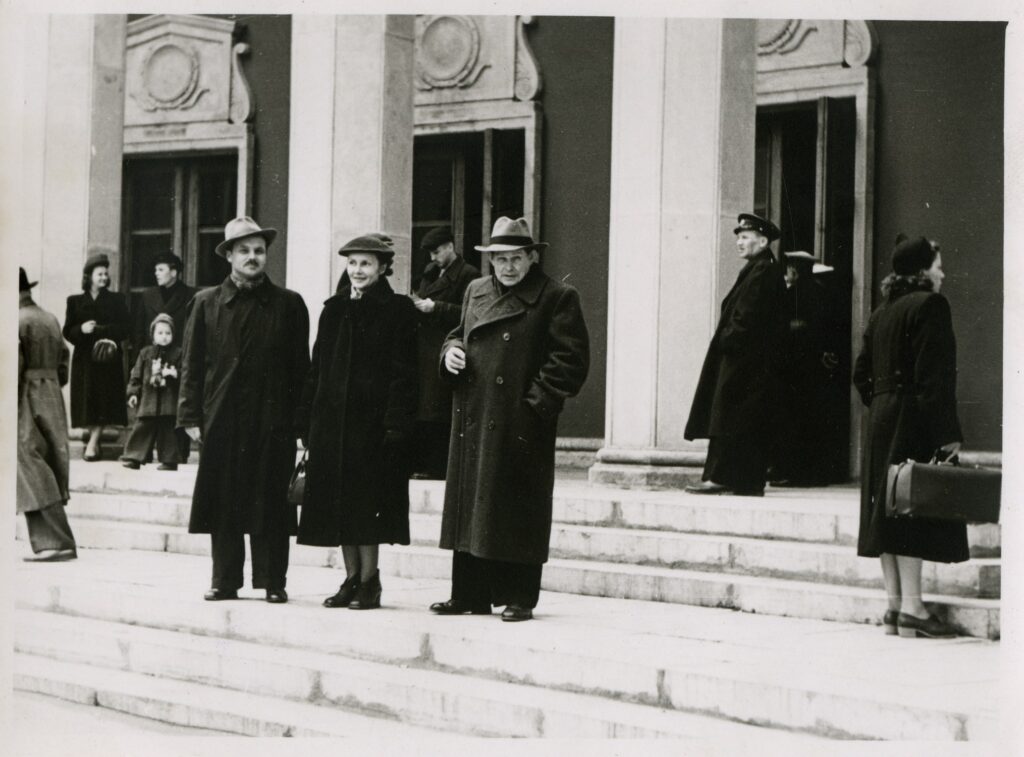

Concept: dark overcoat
[[18, 300, 71, 514], [297, 279, 418, 547], [63, 289, 130, 428], [415, 257, 481, 422], [127, 345, 182, 418], [684, 249, 785, 441], [178, 277, 310, 535], [439, 266, 590, 565], [131, 280, 196, 361], [853, 286, 968, 563]]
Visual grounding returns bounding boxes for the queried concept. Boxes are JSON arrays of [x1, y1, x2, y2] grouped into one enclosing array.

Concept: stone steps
[[14, 549, 999, 740], [21, 515, 999, 639]]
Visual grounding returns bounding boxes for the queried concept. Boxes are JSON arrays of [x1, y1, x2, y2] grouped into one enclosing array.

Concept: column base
[[587, 446, 707, 489]]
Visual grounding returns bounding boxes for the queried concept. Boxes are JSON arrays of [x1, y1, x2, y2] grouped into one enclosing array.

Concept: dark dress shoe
[[429, 599, 492, 615], [23, 549, 76, 562], [685, 481, 732, 495], [157, 463, 178, 471], [348, 571, 381, 610], [266, 589, 288, 604], [204, 588, 238, 601], [501, 605, 533, 622], [883, 609, 899, 636], [323, 576, 360, 608], [121, 460, 141, 470], [897, 612, 958, 638]]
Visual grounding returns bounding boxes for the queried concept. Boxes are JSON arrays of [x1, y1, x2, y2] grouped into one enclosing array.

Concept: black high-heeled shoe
[[348, 570, 381, 610], [883, 609, 899, 635], [323, 575, 360, 608]]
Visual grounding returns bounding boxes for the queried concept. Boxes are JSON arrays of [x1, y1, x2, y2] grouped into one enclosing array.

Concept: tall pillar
[[7, 15, 126, 322], [589, 19, 758, 488], [286, 15, 415, 333]]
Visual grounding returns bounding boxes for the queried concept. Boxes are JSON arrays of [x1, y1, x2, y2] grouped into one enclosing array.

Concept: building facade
[[9, 14, 1005, 482]]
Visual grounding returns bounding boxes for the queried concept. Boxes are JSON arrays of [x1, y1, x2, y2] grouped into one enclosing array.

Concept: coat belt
[[873, 375, 919, 395], [23, 368, 58, 380]]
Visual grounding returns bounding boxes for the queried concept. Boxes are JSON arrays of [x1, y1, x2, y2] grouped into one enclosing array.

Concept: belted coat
[[177, 276, 309, 535], [18, 300, 71, 514], [685, 249, 785, 441], [415, 257, 480, 423], [297, 279, 418, 547], [853, 285, 968, 562], [439, 265, 590, 565], [63, 289, 130, 428]]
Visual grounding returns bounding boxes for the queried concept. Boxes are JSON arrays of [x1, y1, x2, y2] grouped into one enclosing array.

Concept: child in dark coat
[[121, 313, 182, 471]]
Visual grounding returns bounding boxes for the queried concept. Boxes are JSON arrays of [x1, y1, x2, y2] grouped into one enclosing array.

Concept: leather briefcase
[[886, 460, 1001, 524], [288, 449, 308, 507]]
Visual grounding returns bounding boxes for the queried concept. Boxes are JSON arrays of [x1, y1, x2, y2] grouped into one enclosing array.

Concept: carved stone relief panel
[[415, 15, 540, 106], [756, 20, 876, 72], [125, 14, 253, 128]]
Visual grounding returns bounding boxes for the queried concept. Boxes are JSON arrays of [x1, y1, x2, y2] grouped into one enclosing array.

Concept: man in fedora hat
[[430, 217, 590, 622], [684, 213, 786, 496], [410, 226, 481, 479], [178, 216, 310, 603], [18, 268, 77, 562]]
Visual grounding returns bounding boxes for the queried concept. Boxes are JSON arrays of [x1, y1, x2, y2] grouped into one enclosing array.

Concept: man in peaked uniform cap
[[684, 213, 786, 496], [178, 216, 309, 603], [430, 217, 590, 622]]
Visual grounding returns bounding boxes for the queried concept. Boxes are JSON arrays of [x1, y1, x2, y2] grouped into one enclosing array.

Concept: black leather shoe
[[883, 609, 899, 635], [897, 612, 957, 638], [121, 460, 141, 470], [501, 605, 533, 622], [157, 463, 178, 471], [348, 571, 381, 610], [23, 549, 76, 563], [429, 599, 492, 615], [323, 576, 360, 608], [685, 481, 732, 495], [266, 589, 288, 604], [204, 588, 238, 601]]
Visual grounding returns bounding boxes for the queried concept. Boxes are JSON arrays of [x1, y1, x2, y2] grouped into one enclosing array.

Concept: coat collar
[[467, 265, 548, 334], [329, 277, 394, 307], [144, 279, 191, 310], [419, 257, 468, 297], [218, 274, 274, 305]]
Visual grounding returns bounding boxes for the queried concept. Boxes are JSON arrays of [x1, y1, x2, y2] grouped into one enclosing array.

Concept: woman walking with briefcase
[[853, 235, 968, 639]]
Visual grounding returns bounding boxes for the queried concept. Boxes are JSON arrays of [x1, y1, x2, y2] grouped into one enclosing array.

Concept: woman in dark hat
[[63, 252, 131, 460], [297, 234, 418, 610], [853, 234, 968, 638]]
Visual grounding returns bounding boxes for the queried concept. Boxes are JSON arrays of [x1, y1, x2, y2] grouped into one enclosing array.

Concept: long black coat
[[685, 249, 785, 441], [297, 279, 418, 547], [415, 257, 480, 422], [178, 277, 309, 535], [63, 289, 130, 428], [439, 266, 590, 565], [853, 286, 968, 563], [131, 280, 196, 361]]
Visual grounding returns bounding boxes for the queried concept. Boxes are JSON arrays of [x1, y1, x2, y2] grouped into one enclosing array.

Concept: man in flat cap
[[430, 217, 590, 622], [18, 268, 77, 562], [178, 216, 310, 603], [684, 213, 785, 496], [131, 251, 196, 461], [410, 227, 480, 478]]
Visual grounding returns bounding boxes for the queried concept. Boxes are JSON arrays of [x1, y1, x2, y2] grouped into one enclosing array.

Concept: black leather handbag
[[886, 459, 1001, 524], [288, 449, 308, 507]]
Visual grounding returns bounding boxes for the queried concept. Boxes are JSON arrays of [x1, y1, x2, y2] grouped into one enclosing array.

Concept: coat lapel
[[420, 258, 465, 298], [466, 266, 547, 336]]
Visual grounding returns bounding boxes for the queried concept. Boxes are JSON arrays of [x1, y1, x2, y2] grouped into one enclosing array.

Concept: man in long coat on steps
[[430, 217, 590, 622], [18, 268, 77, 562], [684, 213, 786, 497], [178, 217, 309, 604]]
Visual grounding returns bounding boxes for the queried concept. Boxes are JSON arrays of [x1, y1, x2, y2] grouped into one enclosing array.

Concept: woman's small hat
[[475, 217, 548, 253], [83, 253, 110, 276], [338, 234, 396, 260], [19, 267, 38, 291], [215, 216, 277, 257], [891, 234, 936, 276], [733, 213, 781, 242]]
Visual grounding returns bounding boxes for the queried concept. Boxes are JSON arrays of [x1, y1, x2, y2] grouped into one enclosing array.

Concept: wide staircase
[[13, 460, 1000, 740]]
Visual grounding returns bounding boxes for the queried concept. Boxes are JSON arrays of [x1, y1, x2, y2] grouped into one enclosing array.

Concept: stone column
[[589, 19, 758, 488], [286, 15, 415, 333]]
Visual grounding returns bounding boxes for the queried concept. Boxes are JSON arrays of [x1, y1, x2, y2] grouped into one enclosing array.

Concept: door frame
[[757, 64, 875, 477]]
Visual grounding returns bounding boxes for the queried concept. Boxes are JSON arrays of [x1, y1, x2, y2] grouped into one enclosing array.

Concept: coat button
[[496, 376, 503, 385], [488, 420, 495, 430], [503, 333, 510, 341]]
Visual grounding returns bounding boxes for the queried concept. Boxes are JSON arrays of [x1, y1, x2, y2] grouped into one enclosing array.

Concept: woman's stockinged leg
[[86, 425, 103, 454], [879, 553, 901, 611], [340, 545, 360, 580], [895, 554, 929, 618], [358, 545, 379, 582]]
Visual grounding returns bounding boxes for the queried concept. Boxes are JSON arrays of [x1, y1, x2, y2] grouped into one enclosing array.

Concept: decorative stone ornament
[[416, 15, 488, 90], [756, 19, 876, 72], [136, 42, 205, 112]]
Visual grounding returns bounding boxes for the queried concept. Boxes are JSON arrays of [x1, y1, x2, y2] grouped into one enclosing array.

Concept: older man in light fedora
[[430, 217, 590, 622], [178, 216, 310, 603]]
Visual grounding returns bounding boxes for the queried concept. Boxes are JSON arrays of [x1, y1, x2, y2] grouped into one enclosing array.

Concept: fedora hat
[[783, 251, 817, 262], [475, 217, 547, 253], [215, 216, 277, 258], [19, 267, 38, 291]]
